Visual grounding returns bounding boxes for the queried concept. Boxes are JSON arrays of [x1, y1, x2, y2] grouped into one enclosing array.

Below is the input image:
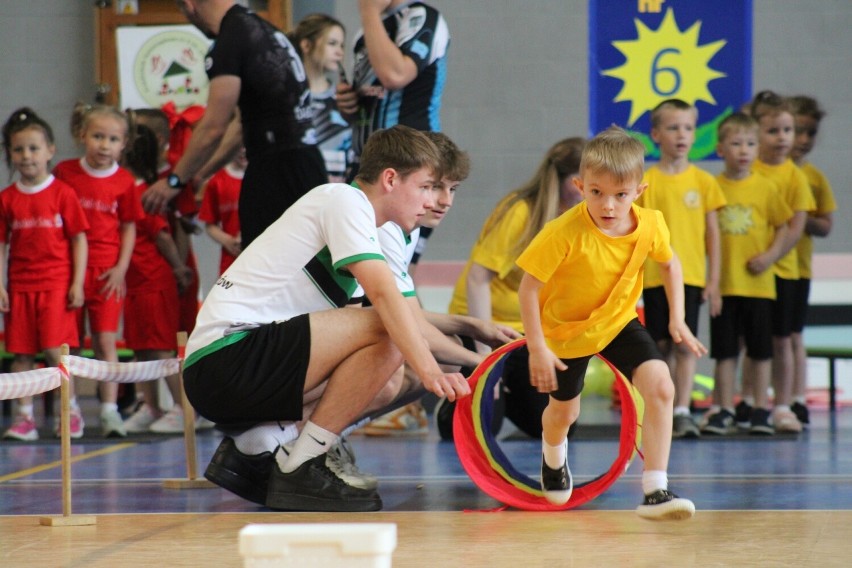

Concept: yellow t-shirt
[[752, 159, 815, 280], [796, 162, 837, 279], [716, 172, 793, 299], [448, 197, 529, 332], [638, 164, 727, 288], [516, 202, 671, 358]]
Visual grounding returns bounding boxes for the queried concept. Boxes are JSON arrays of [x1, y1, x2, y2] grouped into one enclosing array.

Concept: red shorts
[[123, 288, 179, 351], [79, 265, 124, 334], [178, 268, 200, 333], [4, 289, 80, 354]]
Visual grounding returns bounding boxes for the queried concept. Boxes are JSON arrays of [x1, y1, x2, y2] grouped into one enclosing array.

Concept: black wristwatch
[[167, 173, 187, 189]]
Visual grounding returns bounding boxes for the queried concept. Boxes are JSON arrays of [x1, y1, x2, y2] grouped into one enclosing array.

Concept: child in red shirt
[[198, 148, 246, 275]]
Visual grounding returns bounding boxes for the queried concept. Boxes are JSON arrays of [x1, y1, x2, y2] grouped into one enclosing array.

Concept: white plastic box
[[239, 523, 397, 568]]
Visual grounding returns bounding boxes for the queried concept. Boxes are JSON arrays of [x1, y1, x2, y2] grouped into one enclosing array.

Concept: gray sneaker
[[326, 438, 379, 491], [100, 408, 127, 438], [672, 414, 700, 439]]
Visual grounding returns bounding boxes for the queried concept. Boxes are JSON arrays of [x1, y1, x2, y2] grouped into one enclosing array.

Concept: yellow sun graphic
[[602, 7, 726, 126], [719, 204, 754, 236]]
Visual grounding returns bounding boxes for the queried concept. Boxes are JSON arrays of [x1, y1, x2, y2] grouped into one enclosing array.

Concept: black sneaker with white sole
[[204, 436, 273, 505], [266, 453, 383, 512], [540, 455, 573, 505], [636, 489, 695, 520]]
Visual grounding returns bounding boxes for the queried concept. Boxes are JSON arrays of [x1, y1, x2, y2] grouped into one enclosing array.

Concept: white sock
[[642, 470, 668, 495], [18, 404, 34, 418], [100, 402, 118, 415], [233, 421, 298, 455], [793, 396, 806, 405], [542, 437, 567, 469], [277, 421, 338, 473], [775, 404, 791, 413], [674, 406, 690, 417], [69, 397, 79, 411], [742, 396, 755, 406]]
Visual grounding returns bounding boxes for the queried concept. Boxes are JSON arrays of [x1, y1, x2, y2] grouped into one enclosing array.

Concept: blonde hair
[[717, 112, 759, 142], [580, 126, 645, 183], [486, 137, 585, 258], [70, 101, 128, 141]]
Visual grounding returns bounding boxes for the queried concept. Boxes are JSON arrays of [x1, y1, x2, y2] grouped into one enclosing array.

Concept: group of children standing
[[638, 93, 834, 439], [0, 103, 246, 441]]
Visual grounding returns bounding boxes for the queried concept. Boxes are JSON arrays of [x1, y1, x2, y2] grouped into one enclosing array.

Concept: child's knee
[[633, 360, 674, 402], [545, 397, 580, 425]]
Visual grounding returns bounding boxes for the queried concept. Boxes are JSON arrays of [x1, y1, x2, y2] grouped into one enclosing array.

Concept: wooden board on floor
[[2, 511, 851, 567]]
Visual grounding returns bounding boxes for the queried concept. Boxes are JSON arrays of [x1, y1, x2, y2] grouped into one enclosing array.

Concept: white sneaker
[[195, 415, 216, 430], [100, 408, 127, 438], [124, 404, 158, 433], [325, 438, 379, 490], [149, 407, 185, 434]]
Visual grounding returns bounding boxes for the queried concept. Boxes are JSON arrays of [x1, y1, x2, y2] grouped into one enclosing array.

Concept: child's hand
[[67, 283, 85, 309], [528, 347, 567, 394], [97, 267, 127, 300], [473, 321, 523, 349], [223, 235, 241, 258], [702, 283, 723, 317], [335, 82, 360, 117], [421, 370, 470, 402], [173, 264, 195, 294], [0, 289, 9, 312], [668, 321, 708, 357], [747, 253, 772, 275]]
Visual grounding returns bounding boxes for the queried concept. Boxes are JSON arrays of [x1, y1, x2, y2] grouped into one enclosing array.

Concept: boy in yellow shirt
[[638, 99, 727, 439], [787, 95, 837, 426], [748, 91, 816, 433], [517, 126, 705, 520], [702, 113, 793, 436]]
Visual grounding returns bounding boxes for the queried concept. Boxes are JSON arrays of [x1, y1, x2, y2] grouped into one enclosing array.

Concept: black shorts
[[183, 315, 311, 427], [772, 276, 799, 337], [550, 318, 664, 402], [642, 285, 702, 341], [239, 146, 327, 248], [710, 296, 773, 360], [790, 278, 811, 333]]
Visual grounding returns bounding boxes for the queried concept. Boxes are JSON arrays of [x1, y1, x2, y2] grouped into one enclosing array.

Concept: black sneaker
[[790, 401, 810, 426], [435, 397, 456, 441], [266, 453, 383, 512], [749, 407, 774, 436], [540, 455, 572, 505], [636, 489, 695, 520], [673, 414, 700, 439], [204, 436, 273, 505], [701, 409, 737, 435], [734, 400, 752, 428]]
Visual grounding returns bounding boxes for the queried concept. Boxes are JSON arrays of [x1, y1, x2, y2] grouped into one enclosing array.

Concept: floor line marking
[[0, 442, 136, 483]]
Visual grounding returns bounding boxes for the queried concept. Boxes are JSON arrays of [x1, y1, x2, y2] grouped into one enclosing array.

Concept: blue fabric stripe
[[429, 57, 447, 132]]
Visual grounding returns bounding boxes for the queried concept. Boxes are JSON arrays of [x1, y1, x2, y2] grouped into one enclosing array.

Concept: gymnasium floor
[[1, 394, 851, 567]]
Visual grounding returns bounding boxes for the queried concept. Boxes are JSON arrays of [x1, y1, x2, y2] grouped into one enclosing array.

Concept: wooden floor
[[2, 395, 851, 567], [2, 510, 852, 567]]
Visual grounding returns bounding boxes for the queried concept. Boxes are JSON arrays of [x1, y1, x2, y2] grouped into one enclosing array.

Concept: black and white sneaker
[[749, 407, 775, 436], [636, 489, 695, 520], [434, 397, 456, 441], [204, 436, 274, 505], [701, 409, 737, 435], [540, 455, 573, 505], [266, 452, 383, 512]]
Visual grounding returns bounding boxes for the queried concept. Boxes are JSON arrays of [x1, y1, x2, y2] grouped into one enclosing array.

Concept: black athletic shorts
[[642, 285, 702, 341], [710, 296, 773, 360], [790, 278, 811, 333], [772, 276, 799, 337], [183, 314, 311, 427], [550, 318, 664, 402]]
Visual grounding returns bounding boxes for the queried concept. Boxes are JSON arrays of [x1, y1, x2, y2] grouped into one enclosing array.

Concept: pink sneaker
[[55, 409, 85, 439], [3, 415, 39, 441]]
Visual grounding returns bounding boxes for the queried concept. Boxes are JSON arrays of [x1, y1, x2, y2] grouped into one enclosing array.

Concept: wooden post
[[40, 345, 96, 526], [163, 332, 214, 489]]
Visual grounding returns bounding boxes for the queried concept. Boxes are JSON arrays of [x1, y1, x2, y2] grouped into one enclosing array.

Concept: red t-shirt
[[198, 166, 242, 273], [53, 158, 144, 268], [126, 181, 176, 293], [0, 176, 89, 292]]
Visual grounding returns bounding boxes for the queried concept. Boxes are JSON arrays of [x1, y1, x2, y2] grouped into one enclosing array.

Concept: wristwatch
[[167, 173, 187, 189]]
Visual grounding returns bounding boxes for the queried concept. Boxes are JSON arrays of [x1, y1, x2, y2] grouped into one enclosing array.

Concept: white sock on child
[[642, 470, 668, 495], [234, 421, 298, 455], [100, 402, 118, 415], [277, 421, 338, 473], [542, 437, 567, 469], [18, 404, 34, 418]]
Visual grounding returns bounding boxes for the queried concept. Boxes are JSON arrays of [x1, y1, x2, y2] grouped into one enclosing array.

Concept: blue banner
[[589, 0, 752, 160]]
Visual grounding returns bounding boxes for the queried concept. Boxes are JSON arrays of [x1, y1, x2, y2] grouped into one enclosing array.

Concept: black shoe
[[749, 407, 774, 435], [204, 436, 273, 505], [790, 401, 810, 426], [734, 400, 752, 428], [540, 455, 572, 505], [701, 409, 736, 435], [435, 397, 456, 441], [636, 489, 695, 520], [266, 453, 383, 512]]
